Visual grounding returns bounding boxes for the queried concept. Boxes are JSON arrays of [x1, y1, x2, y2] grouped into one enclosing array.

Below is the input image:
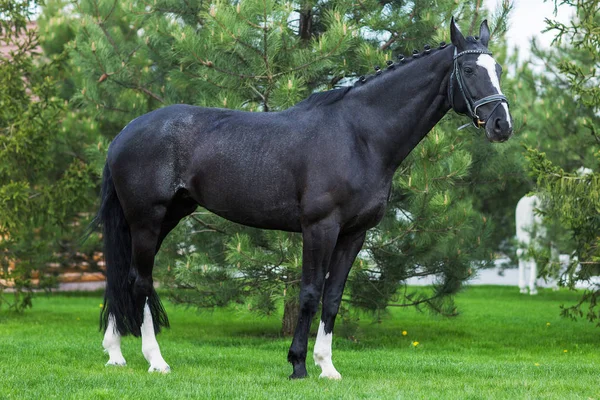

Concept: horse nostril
[[494, 118, 510, 134], [493, 118, 502, 133]]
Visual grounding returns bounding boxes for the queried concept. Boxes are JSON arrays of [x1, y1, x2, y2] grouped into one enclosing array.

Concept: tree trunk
[[282, 296, 299, 336], [298, 9, 312, 42]]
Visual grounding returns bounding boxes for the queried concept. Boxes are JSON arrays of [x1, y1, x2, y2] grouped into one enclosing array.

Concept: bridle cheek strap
[[448, 48, 509, 129]]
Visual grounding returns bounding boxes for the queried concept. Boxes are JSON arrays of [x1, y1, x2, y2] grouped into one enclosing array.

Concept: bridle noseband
[[448, 48, 509, 129]]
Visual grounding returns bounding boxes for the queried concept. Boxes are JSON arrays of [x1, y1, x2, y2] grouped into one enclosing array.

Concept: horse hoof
[[148, 364, 171, 374], [319, 371, 342, 380], [288, 362, 308, 379], [529, 290, 538, 295], [519, 288, 528, 294]]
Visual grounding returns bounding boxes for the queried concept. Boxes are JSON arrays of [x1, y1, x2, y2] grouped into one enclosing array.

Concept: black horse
[[97, 18, 512, 379]]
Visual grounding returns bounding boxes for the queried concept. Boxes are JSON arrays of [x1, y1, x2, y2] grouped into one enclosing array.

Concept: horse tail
[[96, 163, 139, 336]]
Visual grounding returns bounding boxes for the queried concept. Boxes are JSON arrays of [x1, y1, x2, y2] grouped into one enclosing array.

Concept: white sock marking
[[313, 321, 341, 380], [102, 314, 127, 366], [141, 300, 170, 373], [477, 54, 512, 128]]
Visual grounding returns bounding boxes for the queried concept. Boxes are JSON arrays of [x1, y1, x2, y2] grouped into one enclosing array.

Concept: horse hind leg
[[140, 199, 197, 373], [141, 296, 170, 373], [103, 313, 126, 366], [129, 211, 171, 373], [124, 194, 196, 373], [155, 193, 198, 254]]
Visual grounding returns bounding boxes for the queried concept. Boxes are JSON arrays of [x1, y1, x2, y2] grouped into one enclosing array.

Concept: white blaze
[[141, 300, 171, 373], [313, 321, 341, 380], [476, 54, 511, 128], [102, 314, 127, 366]]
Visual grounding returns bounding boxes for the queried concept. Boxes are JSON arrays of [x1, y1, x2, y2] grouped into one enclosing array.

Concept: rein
[[448, 48, 509, 130]]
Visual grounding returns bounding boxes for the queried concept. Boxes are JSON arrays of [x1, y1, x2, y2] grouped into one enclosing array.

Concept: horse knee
[[322, 300, 340, 321], [299, 285, 321, 313]]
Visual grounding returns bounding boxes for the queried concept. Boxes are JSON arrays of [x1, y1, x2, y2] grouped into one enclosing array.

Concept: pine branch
[[468, 0, 481, 36], [380, 31, 398, 51], [189, 214, 230, 235], [206, 13, 264, 58], [190, 50, 264, 79], [272, 36, 346, 78], [102, 0, 118, 23]]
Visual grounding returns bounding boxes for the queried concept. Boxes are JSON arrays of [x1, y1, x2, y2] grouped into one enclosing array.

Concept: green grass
[[1, 286, 599, 399]]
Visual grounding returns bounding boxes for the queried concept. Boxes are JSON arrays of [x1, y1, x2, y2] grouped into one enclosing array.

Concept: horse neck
[[341, 46, 454, 171]]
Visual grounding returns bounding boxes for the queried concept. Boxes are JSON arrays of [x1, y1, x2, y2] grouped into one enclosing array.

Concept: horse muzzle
[[482, 111, 513, 143]]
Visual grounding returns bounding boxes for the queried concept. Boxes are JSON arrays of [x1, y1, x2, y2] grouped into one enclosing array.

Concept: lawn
[[0, 286, 598, 399]]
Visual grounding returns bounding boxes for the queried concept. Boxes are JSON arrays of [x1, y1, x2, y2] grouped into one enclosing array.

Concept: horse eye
[[464, 67, 474, 74]]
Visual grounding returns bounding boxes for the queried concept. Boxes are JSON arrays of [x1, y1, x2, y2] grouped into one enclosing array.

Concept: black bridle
[[448, 48, 509, 129]]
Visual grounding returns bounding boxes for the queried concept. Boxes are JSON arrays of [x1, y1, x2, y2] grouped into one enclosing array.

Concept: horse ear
[[479, 19, 490, 47], [450, 17, 467, 50]]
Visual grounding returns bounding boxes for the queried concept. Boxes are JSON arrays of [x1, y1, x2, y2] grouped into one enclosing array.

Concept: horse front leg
[[314, 231, 366, 380], [288, 219, 340, 379]]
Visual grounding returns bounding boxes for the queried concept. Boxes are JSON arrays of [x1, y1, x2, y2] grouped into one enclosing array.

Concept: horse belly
[[206, 200, 302, 232], [188, 172, 303, 232]]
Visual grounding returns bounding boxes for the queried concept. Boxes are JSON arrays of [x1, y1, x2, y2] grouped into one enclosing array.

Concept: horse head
[[448, 17, 513, 143]]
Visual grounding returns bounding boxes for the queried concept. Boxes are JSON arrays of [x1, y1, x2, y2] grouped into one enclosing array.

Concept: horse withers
[[96, 18, 513, 379]]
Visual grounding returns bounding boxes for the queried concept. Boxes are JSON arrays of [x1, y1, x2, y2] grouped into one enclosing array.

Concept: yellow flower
[[412, 341, 419, 347], [546, 322, 551, 326], [563, 349, 568, 353], [99, 304, 103, 308], [402, 331, 407, 336], [534, 363, 540, 367]]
